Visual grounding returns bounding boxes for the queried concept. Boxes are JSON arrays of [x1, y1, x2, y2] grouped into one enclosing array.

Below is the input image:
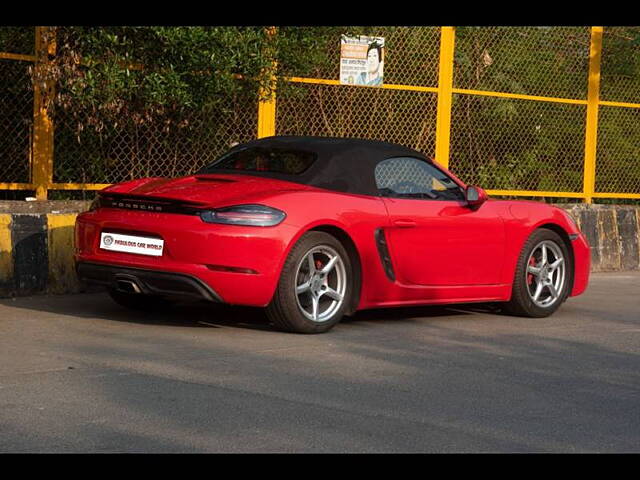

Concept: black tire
[[503, 228, 573, 318], [108, 289, 174, 312], [266, 231, 354, 334]]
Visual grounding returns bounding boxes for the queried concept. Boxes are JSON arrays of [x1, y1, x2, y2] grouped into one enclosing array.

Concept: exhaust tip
[[115, 279, 141, 294]]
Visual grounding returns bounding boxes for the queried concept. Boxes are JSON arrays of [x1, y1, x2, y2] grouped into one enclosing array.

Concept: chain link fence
[[596, 27, 640, 195], [53, 97, 258, 185], [277, 83, 438, 155], [277, 27, 439, 156], [449, 27, 591, 195], [449, 94, 586, 192], [453, 27, 591, 98], [0, 26, 639, 203], [0, 27, 34, 185]]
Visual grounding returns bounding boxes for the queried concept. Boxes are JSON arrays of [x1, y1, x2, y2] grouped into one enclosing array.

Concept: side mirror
[[466, 185, 488, 207]]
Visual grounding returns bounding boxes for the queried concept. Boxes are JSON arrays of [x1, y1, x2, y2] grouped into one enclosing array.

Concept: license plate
[[100, 232, 164, 257]]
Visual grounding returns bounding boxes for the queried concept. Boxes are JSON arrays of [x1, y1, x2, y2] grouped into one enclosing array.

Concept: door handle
[[393, 219, 417, 228]]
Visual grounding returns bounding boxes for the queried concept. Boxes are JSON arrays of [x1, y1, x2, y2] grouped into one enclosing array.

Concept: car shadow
[[0, 290, 269, 330], [344, 302, 501, 325], [0, 290, 498, 332]]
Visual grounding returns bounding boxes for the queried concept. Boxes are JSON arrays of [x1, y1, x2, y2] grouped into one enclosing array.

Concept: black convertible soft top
[[199, 136, 431, 196]]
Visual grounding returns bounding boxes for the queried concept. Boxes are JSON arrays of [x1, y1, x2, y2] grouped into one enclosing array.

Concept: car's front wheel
[[267, 231, 353, 334], [503, 228, 573, 317]]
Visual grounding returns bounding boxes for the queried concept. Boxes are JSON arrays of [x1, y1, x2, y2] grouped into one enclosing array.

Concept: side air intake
[[374, 228, 396, 282]]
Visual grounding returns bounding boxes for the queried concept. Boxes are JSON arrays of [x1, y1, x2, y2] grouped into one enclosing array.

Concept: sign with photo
[[340, 35, 385, 87]]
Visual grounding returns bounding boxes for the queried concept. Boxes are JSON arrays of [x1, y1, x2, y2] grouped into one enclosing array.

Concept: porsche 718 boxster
[[75, 136, 590, 333]]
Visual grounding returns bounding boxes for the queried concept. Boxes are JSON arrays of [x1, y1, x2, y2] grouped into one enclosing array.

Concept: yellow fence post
[[582, 26, 603, 204], [32, 26, 56, 201], [257, 27, 277, 139], [435, 26, 455, 169]]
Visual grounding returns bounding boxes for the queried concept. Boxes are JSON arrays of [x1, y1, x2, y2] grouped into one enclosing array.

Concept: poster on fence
[[340, 35, 385, 87]]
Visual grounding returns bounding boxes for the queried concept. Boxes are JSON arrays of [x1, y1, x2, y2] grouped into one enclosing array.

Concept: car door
[[376, 156, 506, 286]]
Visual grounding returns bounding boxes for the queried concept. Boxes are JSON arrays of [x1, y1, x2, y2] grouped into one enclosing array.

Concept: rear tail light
[[200, 204, 286, 227]]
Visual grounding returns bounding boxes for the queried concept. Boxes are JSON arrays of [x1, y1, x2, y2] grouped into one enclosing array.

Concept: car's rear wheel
[[267, 231, 353, 333], [108, 289, 174, 312], [503, 228, 573, 317]]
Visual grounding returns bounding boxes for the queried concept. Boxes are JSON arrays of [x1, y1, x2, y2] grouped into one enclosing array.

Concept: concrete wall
[[0, 201, 638, 298], [559, 204, 640, 272], [0, 200, 92, 297], [0, 212, 84, 297]]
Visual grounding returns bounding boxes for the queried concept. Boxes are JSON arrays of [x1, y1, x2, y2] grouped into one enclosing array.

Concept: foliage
[[445, 27, 640, 196], [0, 26, 639, 204], [48, 27, 352, 132], [38, 26, 365, 183]]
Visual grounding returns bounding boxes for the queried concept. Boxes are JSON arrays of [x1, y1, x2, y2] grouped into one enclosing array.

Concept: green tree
[[42, 26, 351, 183]]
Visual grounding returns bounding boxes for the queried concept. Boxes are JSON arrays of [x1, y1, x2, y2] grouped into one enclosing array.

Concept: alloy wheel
[[294, 245, 347, 323], [525, 240, 566, 308]]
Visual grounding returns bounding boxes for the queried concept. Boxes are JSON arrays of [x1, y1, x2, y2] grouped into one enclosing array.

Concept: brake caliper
[[527, 256, 537, 285]]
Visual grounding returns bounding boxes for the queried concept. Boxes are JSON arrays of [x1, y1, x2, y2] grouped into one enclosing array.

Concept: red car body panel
[[76, 169, 590, 309], [382, 197, 506, 286], [75, 163, 590, 311]]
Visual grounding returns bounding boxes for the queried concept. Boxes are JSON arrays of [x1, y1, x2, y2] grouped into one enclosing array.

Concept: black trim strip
[[99, 194, 205, 215]]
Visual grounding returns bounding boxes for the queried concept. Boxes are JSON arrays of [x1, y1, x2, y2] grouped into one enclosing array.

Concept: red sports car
[[75, 136, 590, 333]]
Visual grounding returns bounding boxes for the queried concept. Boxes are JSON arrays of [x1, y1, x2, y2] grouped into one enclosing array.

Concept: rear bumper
[[77, 262, 222, 302], [75, 208, 300, 306]]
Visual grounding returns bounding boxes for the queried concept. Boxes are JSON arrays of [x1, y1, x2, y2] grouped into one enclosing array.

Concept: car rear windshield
[[198, 147, 316, 175]]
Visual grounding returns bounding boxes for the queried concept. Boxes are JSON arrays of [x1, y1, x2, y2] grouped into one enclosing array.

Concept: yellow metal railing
[[1, 26, 640, 201], [582, 27, 604, 204], [434, 26, 456, 170]]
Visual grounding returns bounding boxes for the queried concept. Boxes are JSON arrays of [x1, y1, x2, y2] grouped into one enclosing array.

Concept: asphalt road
[[1, 272, 639, 453]]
